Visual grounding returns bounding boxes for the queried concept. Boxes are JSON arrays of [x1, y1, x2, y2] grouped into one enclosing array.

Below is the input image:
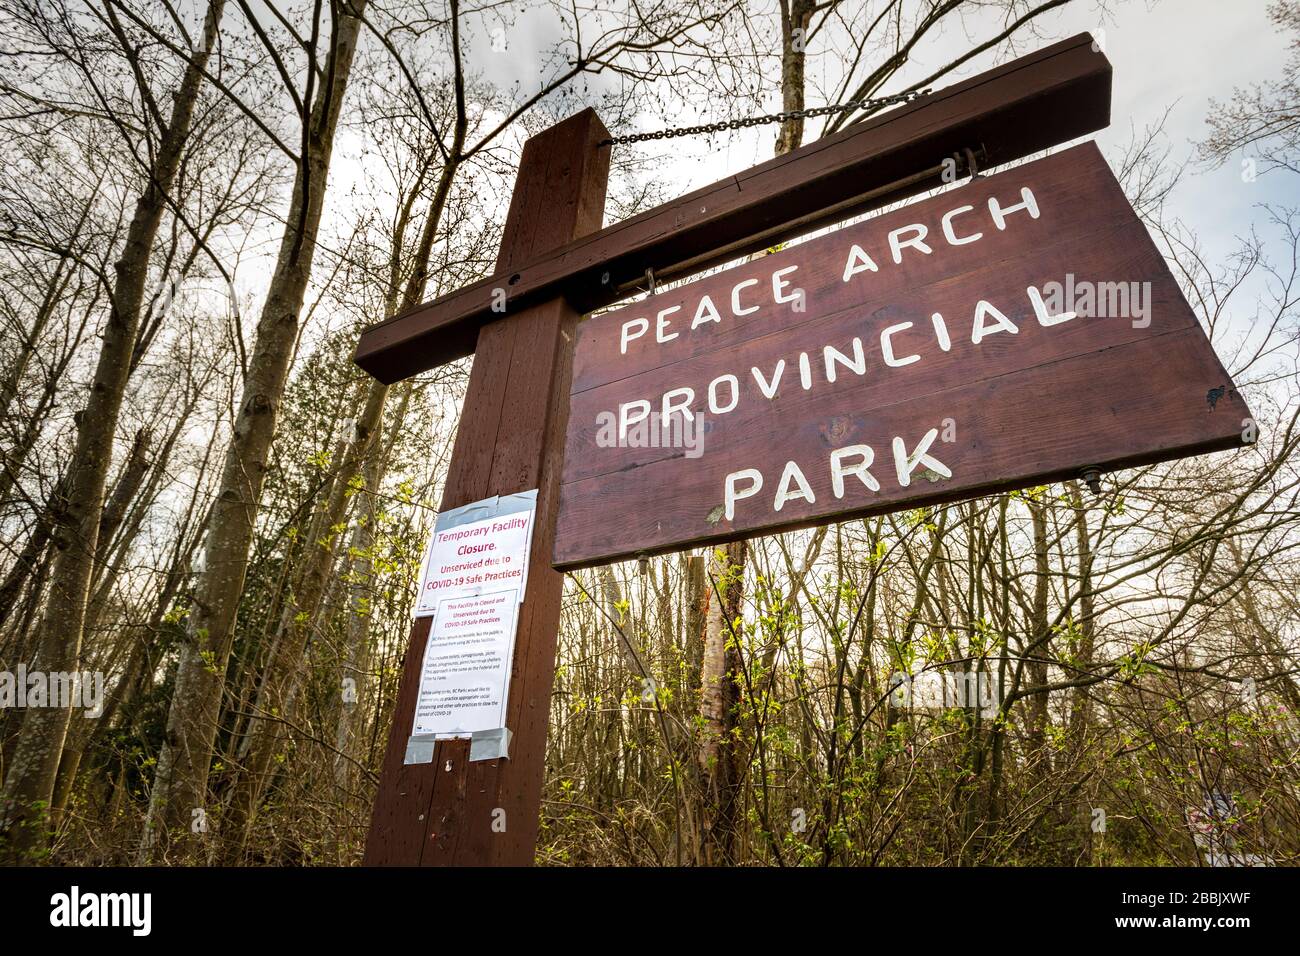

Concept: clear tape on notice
[[404, 727, 513, 765]]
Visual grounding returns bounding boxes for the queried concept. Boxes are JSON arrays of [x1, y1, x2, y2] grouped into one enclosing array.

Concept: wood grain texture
[[553, 142, 1252, 569], [354, 33, 1111, 382], [364, 108, 609, 865]]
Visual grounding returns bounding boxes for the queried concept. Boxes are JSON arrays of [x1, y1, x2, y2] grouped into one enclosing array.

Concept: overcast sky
[[433, 1, 1294, 281], [606, 0, 1295, 271]]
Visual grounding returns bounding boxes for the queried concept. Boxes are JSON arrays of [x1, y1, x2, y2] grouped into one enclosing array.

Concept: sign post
[[363, 108, 610, 865]]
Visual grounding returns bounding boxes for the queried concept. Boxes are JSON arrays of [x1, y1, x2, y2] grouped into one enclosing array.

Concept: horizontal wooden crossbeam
[[354, 33, 1111, 384]]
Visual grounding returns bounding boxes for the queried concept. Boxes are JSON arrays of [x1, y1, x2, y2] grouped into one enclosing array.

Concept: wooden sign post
[[360, 35, 1136, 865], [363, 109, 610, 865]]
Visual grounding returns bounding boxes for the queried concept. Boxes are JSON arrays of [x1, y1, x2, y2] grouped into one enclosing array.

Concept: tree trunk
[[221, 389, 380, 855], [1066, 480, 1095, 738], [683, 554, 706, 706], [0, 475, 65, 637], [775, 0, 816, 155], [0, 0, 225, 860], [139, 1, 366, 863], [47, 428, 152, 825], [333, 382, 411, 807], [697, 540, 745, 865], [222, 124, 464, 857], [1025, 493, 1051, 774]]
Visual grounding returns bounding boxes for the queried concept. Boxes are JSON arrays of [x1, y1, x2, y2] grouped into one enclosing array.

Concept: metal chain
[[598, 90, 930, 147]]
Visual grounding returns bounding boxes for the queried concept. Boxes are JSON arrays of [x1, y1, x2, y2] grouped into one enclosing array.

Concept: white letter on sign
[[888, 224, 932, 264], [830, 445, 880, 497], [773, 461, 816, 511], [842, 244, 879, 282], [656, 306, 680, 343], [971, 300, 1018, 344], [732, 278, 760, 316], [725, 469, 764, 520], [619, 400, 650, 440], [893, 428, 953, 487], [751, 360, 785, 399], [941, 205, 983, 245], [880, 322, 920, 368], [708, 374, 739, 413], [823, 338, 865, 383], [693, 295, 722, 329], [662, 387, 694, 423], [988, 187, 1040, 231], [1028, 284, 1076, 327], [620, 317, 649, 354], [772, 265, 801, 304]]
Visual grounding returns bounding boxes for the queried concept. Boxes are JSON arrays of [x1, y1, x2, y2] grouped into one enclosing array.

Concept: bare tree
[[0, 0, 226, 860]]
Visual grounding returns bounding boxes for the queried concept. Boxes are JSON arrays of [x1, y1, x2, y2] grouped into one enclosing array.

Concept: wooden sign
[[553, 142, 1252, 568]]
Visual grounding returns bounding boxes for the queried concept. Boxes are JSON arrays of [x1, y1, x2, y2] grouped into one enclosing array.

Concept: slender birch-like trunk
[[139, 1, 368, 863], [0, 0, 225, 860]]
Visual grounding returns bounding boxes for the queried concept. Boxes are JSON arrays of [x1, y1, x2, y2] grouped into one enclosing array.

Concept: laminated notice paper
[[405, 491, 536, 762]]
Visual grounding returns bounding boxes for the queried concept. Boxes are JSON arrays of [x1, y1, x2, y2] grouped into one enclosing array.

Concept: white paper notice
[[414, 589, 519, 736], [410, 493, 536, 740], [413, 507, 534, 617]]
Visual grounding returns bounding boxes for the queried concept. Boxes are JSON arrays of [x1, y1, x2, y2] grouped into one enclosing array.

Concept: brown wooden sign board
[[553, 141, 1252, 569]]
